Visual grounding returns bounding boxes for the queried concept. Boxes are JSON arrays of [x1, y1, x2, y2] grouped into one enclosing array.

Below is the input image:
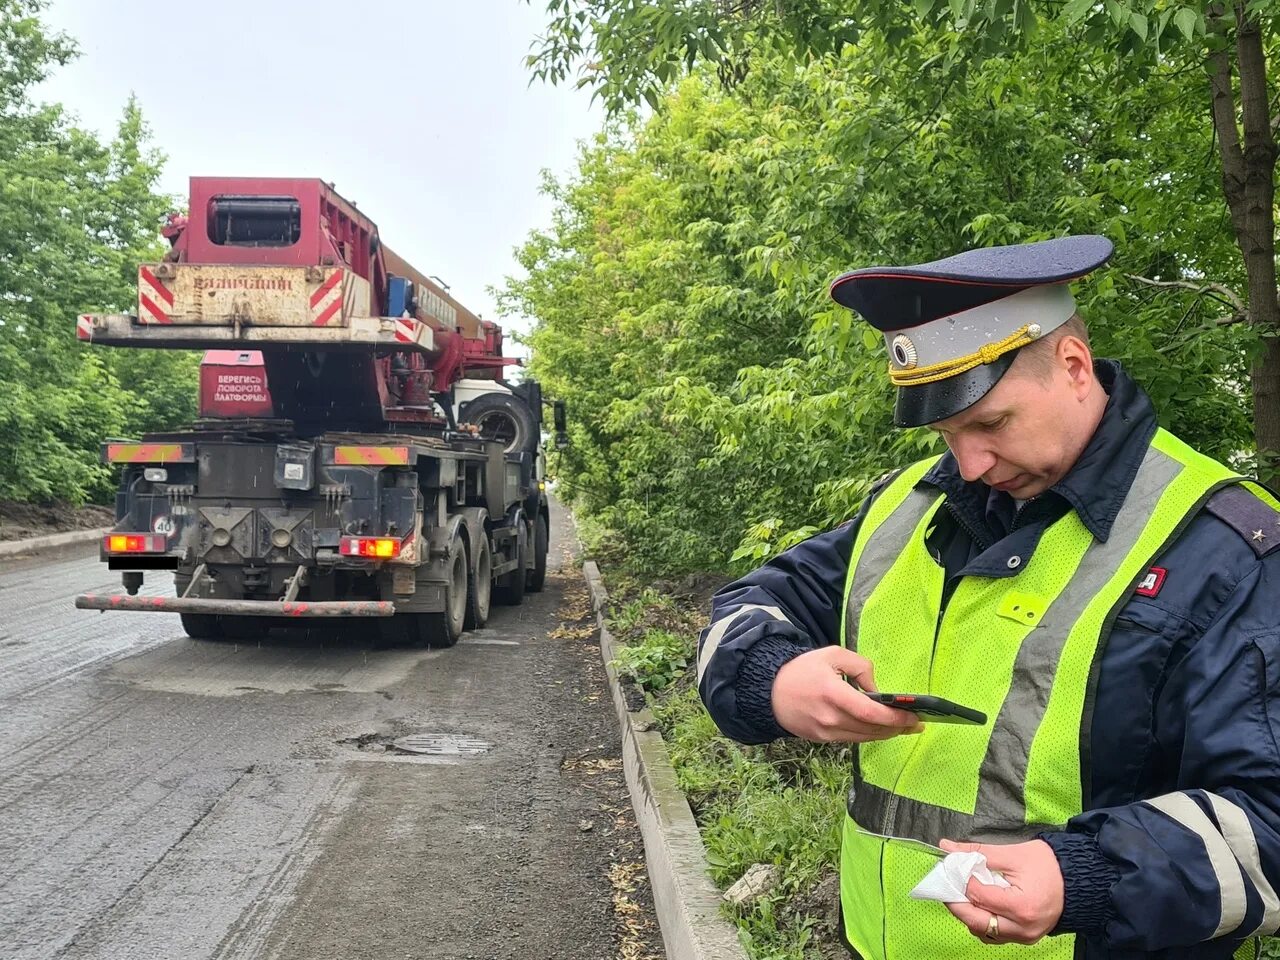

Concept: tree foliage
[[509, 18, 1258, 573], [529, 0, 1280, 484], [0, 0, 195, 504]]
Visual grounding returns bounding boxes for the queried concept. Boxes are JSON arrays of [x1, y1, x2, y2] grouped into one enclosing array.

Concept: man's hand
[[940, 838, 1064, 945], [771, 646, 923, 742]]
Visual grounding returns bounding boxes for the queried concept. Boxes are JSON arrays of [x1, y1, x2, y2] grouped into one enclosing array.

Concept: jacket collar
[[920, 360, 1158, 544]]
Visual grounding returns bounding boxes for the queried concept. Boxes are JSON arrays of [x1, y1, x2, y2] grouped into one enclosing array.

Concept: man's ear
[[1058, 335, 1094, 399]]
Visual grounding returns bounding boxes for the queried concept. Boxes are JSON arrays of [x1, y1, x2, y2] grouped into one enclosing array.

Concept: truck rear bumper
[[77, 313, 433, 353], [74, 594, 395, 617]]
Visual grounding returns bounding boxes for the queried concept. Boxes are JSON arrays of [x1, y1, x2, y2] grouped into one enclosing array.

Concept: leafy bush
[[613, 628, 693, 693], [504, 19, 1256, 577]]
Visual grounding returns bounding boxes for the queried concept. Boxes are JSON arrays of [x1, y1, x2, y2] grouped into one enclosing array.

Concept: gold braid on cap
[[889, 324, 1037, 387]]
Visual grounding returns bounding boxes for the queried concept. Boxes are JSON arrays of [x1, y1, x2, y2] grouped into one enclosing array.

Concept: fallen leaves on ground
[[610, 860, 662, 960]]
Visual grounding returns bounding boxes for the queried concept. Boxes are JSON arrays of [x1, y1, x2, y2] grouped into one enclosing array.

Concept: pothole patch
[[339, 731, 391, 752], [336, 730, 492, 764], [390, 733, 491, 757]]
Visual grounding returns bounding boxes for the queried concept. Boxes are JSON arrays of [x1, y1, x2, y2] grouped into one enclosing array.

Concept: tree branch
[[865, 75, 959, 180], [1235, 3, 1273, 158], [1208, 7, 1249, 238], [1124, 273, 1248, 319], [1233, 0, 1278, 287]]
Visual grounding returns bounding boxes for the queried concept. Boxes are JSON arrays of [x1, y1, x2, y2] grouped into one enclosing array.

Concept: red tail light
[[105, 533, 167, 553], [339, 536, 401, 559]]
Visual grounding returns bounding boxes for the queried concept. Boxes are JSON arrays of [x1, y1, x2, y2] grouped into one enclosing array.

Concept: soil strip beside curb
[[583, 559, 748, 960], [0, 527, 109, 561]]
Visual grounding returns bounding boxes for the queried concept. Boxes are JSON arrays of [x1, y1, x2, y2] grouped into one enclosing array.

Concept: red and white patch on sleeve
[[1135, 566, 1167, 598]]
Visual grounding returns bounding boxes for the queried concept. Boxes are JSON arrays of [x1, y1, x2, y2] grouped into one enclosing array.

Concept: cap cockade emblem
[[891, 334, 918, 369]]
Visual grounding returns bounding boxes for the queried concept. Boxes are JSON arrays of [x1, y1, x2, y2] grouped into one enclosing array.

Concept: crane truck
[[73, 177, 565, 647]]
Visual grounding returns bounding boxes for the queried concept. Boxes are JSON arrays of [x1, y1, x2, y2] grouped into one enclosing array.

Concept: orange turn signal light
[[105, 533, 166, 553], [339, 536, 401, 559]]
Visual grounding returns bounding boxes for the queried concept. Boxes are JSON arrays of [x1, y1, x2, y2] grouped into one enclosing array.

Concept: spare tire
[[459, 391, 538, 454]]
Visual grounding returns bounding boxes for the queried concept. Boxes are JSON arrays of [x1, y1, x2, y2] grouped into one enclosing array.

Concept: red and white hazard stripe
[[76, 315, 94, 341], [309, 269, 344, 326], [137, 266, 174, 324], [393, 316, 417, 344]]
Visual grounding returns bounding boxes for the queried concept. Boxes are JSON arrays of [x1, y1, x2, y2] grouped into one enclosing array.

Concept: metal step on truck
[[74, 177, 567, 647]]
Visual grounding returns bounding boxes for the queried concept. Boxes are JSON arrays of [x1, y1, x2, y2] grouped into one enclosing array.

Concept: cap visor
[[892, 353, 1018, 428]]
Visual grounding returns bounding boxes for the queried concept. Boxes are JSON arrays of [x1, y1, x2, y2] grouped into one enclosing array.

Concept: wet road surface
[[0, 503, 663, 960]]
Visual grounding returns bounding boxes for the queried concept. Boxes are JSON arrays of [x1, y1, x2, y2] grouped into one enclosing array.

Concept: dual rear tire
[[465, 533, 492, 630], [526, 512, 548, 593], [493, 510, 549, 602], [493, 517, 527, 606], [383, 531, 469, 648]]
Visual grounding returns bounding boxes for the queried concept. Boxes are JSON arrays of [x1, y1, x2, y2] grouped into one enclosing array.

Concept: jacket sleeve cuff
[[733, 633, 811, 741], [1038, 831, 1118, 937]]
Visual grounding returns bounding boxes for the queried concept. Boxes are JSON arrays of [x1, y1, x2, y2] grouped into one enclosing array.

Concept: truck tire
[[423, 531, 468, 647], [493, 519, 527, 606], [464, 533, 492, 630], [459, 392, 538, 454], [380, 533, 467, 648], [180, 613, 223, 640], [526, 512, 548, 593]]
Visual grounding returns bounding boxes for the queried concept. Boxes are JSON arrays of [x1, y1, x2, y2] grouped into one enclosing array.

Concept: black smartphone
[[866, 693, 987, 725]]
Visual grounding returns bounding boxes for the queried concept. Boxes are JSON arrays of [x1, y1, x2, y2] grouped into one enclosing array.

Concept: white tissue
[[909, 851, 1011, 903]]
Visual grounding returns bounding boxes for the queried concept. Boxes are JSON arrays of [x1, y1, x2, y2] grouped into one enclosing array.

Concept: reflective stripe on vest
[[837, 429, 1252, 960]]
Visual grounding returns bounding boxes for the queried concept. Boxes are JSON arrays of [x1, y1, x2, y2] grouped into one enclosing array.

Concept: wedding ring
[[985, 915, 1000, 941]]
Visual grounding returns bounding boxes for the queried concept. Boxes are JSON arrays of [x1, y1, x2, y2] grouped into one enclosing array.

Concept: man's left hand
[[939, 838, 1064, 945]]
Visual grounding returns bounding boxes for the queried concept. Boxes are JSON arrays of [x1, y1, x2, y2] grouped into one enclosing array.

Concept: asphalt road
[[0, 502, 663, 960]]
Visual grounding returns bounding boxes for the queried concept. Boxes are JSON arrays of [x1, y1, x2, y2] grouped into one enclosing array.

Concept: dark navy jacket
[[697, 362, 1280, 957]]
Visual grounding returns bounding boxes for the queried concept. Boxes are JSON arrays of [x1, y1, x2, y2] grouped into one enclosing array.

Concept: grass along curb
[[583, 560, 749, 960], [597, 576, 859, 960]]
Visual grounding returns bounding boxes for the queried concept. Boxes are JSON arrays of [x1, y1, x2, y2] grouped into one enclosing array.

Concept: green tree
[[509, 18, 1255, 570], [0, 0, 193, 503], [528, 0, 1280, 486]]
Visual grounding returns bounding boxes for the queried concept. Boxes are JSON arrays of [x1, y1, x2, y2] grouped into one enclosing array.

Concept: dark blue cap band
[[830, 235, 1115, 426], [830, 235, 1114, 331]]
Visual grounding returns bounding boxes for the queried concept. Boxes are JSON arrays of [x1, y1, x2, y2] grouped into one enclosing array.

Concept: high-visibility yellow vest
[[837, 429, 1267, 959]]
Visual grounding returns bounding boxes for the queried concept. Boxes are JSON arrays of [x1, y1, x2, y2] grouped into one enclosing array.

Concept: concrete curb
[[0, 526, 109, 561], [582, 560, 748, 960]]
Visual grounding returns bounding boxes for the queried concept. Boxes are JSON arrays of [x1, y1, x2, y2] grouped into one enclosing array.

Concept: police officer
[[696, 236, 1280, 958]]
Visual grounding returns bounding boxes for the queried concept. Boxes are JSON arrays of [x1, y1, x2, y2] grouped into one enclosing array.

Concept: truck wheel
[[180, 613, 223, 640], [424, 531, 468, 647], [464, 534, 492, 629], [380, 532, 468, 648], [459, 392, 538, 454], [526, 513, 548, 593], [493, 520, 527, 606]]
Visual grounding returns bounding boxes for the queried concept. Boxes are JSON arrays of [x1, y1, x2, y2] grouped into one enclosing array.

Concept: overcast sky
[[35, 0, 601, 348]]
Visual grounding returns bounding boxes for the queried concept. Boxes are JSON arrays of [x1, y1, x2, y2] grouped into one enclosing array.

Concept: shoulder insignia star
[[1253, 529, 1267, 542]]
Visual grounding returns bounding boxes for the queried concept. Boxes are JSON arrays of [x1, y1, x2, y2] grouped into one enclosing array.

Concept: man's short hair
[[1014, 313, 1090, 381]]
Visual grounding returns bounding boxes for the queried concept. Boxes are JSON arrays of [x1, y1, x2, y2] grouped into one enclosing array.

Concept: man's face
[[928, 343, 1097, 500]]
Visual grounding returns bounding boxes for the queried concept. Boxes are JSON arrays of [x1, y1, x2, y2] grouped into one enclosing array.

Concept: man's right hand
[[771, 646, 924, 743]]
